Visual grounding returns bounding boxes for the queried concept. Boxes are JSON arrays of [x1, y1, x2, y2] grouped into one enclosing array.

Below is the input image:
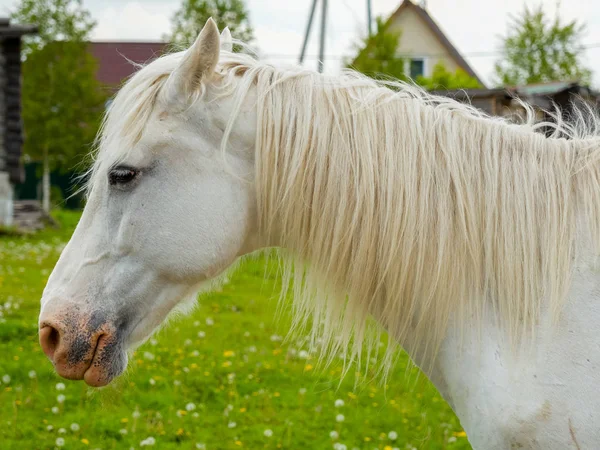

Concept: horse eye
[[108, 167, 139, 187]]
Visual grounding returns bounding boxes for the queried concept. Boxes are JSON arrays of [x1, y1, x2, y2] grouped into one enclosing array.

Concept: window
[[409, 58, 425, 79]]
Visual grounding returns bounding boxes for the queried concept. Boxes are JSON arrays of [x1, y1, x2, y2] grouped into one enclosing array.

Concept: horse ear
[[173, 18, 220, 94], [221, 27, 233, 52]]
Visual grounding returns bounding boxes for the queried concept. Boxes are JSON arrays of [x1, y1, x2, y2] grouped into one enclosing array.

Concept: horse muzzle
[[39, 306, 127, 387]]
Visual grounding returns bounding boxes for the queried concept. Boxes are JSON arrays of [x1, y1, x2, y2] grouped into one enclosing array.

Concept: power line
[[281, 42, 600, 61]]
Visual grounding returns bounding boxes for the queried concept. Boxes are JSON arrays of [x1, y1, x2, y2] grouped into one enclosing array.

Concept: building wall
[[387, 6, 460, 77]]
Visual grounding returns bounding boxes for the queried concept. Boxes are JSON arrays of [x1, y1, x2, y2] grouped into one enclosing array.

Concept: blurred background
[[0, 1, 596, 449]]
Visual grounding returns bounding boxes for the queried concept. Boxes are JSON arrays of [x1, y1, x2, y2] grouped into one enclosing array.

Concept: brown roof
[[386, 0, 484, 87], [90, 41, 167, 87]]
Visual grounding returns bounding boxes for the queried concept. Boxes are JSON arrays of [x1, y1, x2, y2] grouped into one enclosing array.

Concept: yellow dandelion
[[239, 408, 246, 413], [454, 431, 467, 437], [384, 447, 393, 450], [120, 418, 129, 424], [176, 428, 184, 436], [364, 437, 371, 442], [222, 361, 232, 367], [304, 364, 313, 371], [235, 440, 243, 446], [272, 348, 282, 355], [274, 392, 280, 397], [223, 350, 235, 357], [81, 439, 89, 445]]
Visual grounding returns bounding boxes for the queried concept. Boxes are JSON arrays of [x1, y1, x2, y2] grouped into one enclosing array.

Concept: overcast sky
[[0, 0, 598, 87]]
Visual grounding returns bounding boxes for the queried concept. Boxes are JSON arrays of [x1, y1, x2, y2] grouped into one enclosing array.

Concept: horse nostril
[[39, 325, 61, 361]]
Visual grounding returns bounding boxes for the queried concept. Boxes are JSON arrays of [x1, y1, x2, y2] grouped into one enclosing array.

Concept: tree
[[347, 17, 406, 81], [11, 0, 105, 212], [417, 62, 481, 90], [495, 5, 591, 86], [168, 0, 253, 48]]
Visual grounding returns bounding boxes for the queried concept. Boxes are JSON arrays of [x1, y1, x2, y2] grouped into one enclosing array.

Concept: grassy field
[[0, 210, 470, 450]]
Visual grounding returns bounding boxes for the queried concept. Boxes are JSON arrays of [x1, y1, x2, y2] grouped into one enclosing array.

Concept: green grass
[[0, 210, 471, 450]]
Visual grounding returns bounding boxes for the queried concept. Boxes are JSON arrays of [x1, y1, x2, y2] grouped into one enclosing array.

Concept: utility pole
[[318, 0, 328, 73], [299, 0, 318, 64], [367, 0, 372, 36]]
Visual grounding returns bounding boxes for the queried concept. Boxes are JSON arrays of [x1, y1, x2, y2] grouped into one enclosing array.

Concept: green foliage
[[347, 17, 406, 81], [495, 5, 591, 86], [168, 0, 254, 48], [0, 212, 470, 449], [11, 0, 95, 55], [12, 0, 105, 175], [20, 40, 105, 173], [417, 62, 481, 90]]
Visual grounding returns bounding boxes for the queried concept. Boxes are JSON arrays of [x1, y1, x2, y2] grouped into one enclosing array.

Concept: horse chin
[[82, 337, 128, 387]]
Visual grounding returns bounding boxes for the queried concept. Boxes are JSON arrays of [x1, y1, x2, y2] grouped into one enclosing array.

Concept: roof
[[386, 0, 484, 86], [0, 18, 37, 37], [90, 41, 167, 87]]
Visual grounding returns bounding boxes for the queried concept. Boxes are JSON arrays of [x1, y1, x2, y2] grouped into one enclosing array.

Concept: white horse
[[39, 19, 600, 449]]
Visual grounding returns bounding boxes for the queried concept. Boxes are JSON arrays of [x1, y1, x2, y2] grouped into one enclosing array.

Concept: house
[[384, 0, 483, 85], [0, 19, 37, 227]]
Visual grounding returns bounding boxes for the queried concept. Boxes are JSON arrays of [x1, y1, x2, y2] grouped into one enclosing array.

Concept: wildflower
[[57, 394, 66, 403], [143, 352, 155, 361], [58, 428, 66, 434], [56, 383, 66, 391], [335, 399, 345, 408], [298, 350, 309, 359], [71, 423, 80, 432], [2, 374, 10, 384], [119, 429, 128, 435], [384, 447, 393, 450], [448, 436, 457, 443], [47, 425, 54, 431], [206, 317, 214, 326], [186, 403, 196, 411], [264, 429, 273, 437], [56, 437, 65, 447], [184, 339, 192, 346], [51, 406, 59, 414], [228, 421, 237, 428], [198, 331, 206, 338], [333, 444, 347, 450], [223, 350, 235, 357], [336, 414, 345, 422], [453, 430, 467, 437], [28, 370, 36, 379], [149, 378, 156, 386], [330, 431, 339, 440], [81, 438, 89, 445], [234, 441, 242, 446], [388, 431, 398, 440], [140, 436, 156, 446]]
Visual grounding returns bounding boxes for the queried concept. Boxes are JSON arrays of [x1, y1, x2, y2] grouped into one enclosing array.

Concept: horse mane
[[92, 47, 600, 378]]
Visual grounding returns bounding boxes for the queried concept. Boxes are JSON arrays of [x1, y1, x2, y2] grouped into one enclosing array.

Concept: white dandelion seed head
[[334, 399, 344, 408], [388, 431, 398, 440], [228, 421, 237, 428], [185, 402, 196, 411], [205, 318, 214, 326], [2, 374, 10, 384], [264, 429, 273, 437], [55, 383, 66, 391], [28, 370, 37, 379], [329, 430, 339, 440], [58, 428, 66, 434], [149, 378, 156, 386], [197, 331, 206, 338], [46, 425, 54, 431], [298, 350, 309, 359], [299, 388, 307, 395], [119, 429, 128, 435], [336, 414, 345, 422], [196, 444, 206, 450], [57, 394, 66, 403], [140, 436, 156, 446], [132, 410, 141, 419], [55, 437, 65, 447], [70, 423, 80, 432], [51, 406, 59, 414]]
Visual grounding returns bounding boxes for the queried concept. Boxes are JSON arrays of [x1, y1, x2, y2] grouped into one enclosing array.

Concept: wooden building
[[0, 18, 36, 227]]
